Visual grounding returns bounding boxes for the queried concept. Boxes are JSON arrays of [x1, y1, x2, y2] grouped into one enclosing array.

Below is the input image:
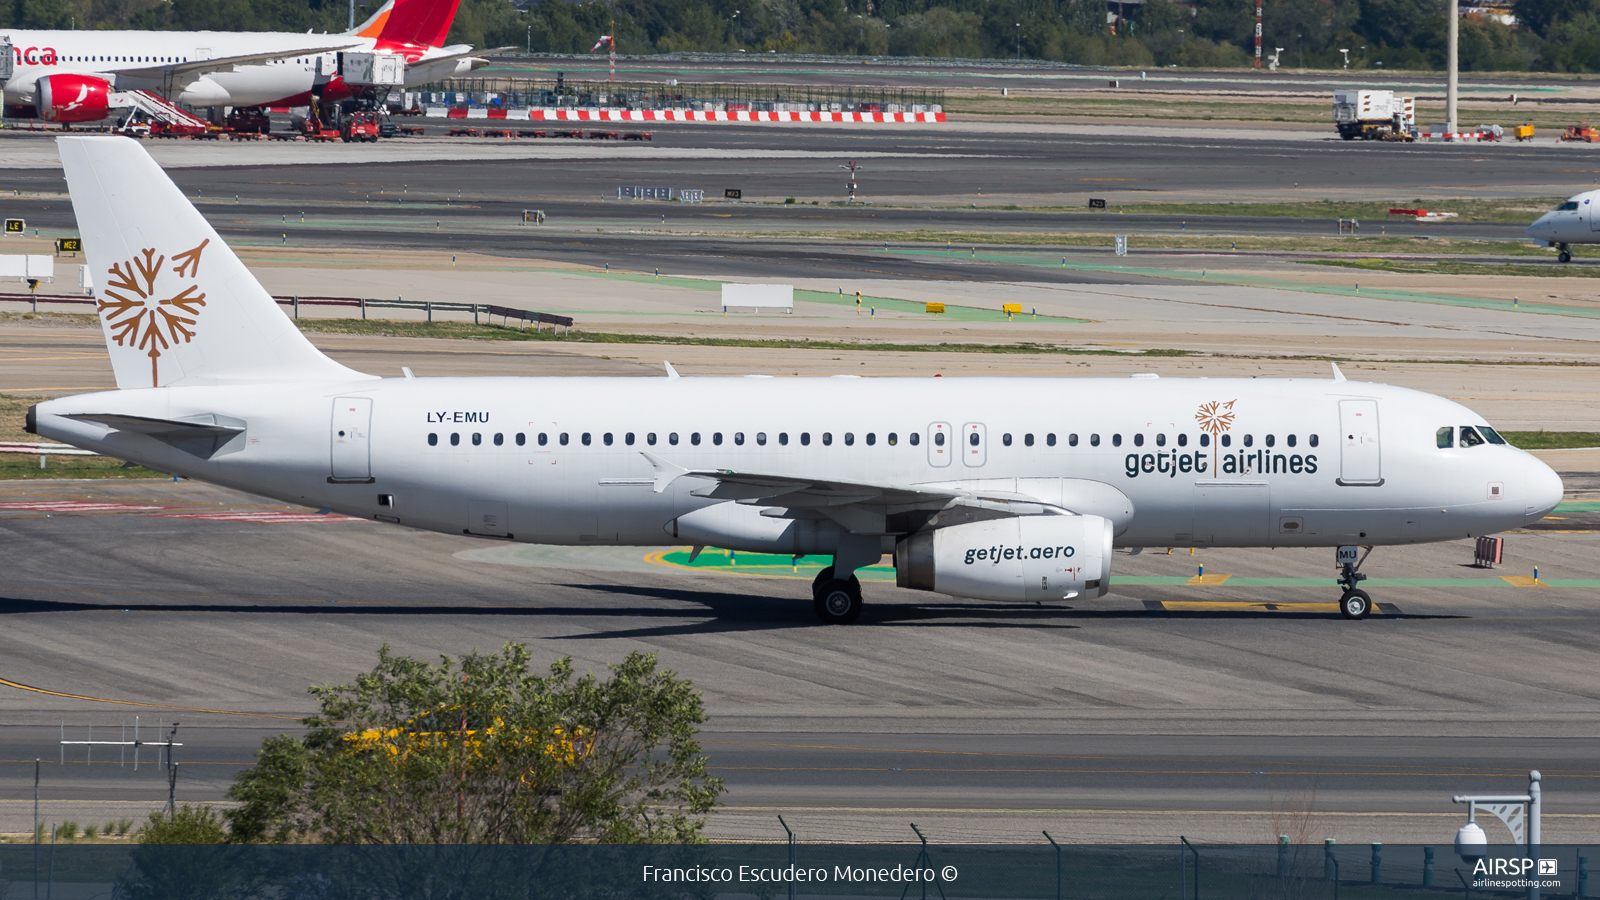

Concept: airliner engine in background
[[28, 137, 1565, 624], [1526, 191, 1600, 262], [1, 0, 479, 122]]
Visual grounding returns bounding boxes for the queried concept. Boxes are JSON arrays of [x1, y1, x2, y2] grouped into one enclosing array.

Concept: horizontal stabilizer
[[65, 412, 246, 459]]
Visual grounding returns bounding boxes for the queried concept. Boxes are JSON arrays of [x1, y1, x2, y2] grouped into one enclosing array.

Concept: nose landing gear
[[1558, 243, 1572, 264], [1336, 545, 1374, 619]]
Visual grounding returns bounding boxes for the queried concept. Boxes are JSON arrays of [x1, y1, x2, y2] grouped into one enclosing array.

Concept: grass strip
[[1500, 431, 1600, 450], [1306, 258, 1600, 277], [739, 229, 1556, 256], [0, 394, 166, 480]]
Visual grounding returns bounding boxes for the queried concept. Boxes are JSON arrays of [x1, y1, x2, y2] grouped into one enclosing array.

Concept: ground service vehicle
[[33, 137, 1566, 625], [1332, 90, 1416, 141], [341, 110, 380, 142]]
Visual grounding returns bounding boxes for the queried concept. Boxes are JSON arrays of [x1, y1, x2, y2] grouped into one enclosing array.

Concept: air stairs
[[113, 90, 212, 136]]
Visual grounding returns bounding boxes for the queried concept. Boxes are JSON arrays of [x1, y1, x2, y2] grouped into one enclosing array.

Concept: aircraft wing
[[641, 451, 1067, 534], [109, 43, 362, 80]]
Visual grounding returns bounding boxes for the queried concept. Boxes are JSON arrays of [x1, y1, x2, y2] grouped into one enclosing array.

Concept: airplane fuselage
[[32, 376, 1561, 555]]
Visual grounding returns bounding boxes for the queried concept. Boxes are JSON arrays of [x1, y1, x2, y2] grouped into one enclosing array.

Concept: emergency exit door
[[330, 397, 373, 483], [1338, 399, 1382, 485]]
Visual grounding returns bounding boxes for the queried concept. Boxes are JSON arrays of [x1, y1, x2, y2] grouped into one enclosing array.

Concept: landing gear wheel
[[1339, 588, 1372, 620], [1560, 250, 1573, 263], [813, 571, 863, 625]]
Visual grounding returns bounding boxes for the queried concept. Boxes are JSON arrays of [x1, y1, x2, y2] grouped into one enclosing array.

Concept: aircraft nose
[[1526, 215, 1551, 239], [1524, 455, 1564, 524]]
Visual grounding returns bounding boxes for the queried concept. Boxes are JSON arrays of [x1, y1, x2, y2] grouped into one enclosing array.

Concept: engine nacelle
[[37, 74, 113, 123], [896, 515, 1112, 602]]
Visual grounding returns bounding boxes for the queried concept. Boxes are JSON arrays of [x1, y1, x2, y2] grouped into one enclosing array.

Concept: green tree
[[226, 645, 724, 844]]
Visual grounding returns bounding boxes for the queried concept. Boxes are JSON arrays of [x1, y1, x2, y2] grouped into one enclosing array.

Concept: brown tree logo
[[1195, 399, 1236, 477], [98, 239, 210, 387]]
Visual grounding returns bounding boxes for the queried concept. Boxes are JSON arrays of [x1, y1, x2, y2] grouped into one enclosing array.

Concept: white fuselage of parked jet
[[2, 29, 474, 110]]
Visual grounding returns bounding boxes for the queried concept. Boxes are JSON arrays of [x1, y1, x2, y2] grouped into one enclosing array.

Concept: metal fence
[[0, 294, 573, 333], [410, 78, 944, 114]]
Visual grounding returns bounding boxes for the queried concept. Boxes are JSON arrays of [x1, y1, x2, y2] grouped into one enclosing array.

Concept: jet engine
[[895, 514, 1112, 602], [38, 74, 113, 123]]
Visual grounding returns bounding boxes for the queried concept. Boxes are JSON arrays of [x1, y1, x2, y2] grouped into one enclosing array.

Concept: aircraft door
[[193, 47, 212, 61], [1589, 196, 1600, 232], [467, 500, 509, 537], [962, 423, 987, 467], [928, 422, 951, 467], [330, 397, 373, 483], [1338, 399, 1382, 484]]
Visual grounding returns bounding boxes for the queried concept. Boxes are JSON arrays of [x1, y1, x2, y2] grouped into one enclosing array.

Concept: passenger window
[[559, 433, 569, 445], [691, 433, 702, 446], [823, 433, 833, 446], [734, 432, 744, 446], [451, 433, 461, 446], [647, 433, 657, 445], [1024, 434, 1034, 447], [844, 433, 854, 446], [779, 433, 789, 445], [1481, 426, 1507, 445], [1068, 434, 1078, 446], [934, 432, 945, 447], [865, 433, 876, 446], [669, 433, 679, 445], [1003, 434, 1013, 447], [1112, 434, 1122, 447], [603, 433, 613, 446], [756, 432, 767, 445], [581, 433, 591, 446], [1437, 427, 1454, 449], [1309, 434, 1319, 447], [909, 433, 920, 446], [1460, 426, 1486, 448], [1243, 434, 1253, 448], [887, 433, 898, 446], [1090, 434, 1100, 447], [1220, 434, 1230, 448], [801, 433, 810, 446], [1265, 434, 1275, 448], [969, 432, 980, 446], [493, 433, 504, 446], [1200, 433, 1210, 447], [625, 433, 635, 446], [712, 433, 722, 446], [471, 433, 482, 446], [538, 433, 548, 446], [1133, 434, 1143, 447], [428, 433, 438, 446], [1177, 433, 1187, 447], [517, 433, 526, 446], [1047, 434, 1056, 447], [1286, 434, 1296, 448], [1155, 434, 1165, 447]]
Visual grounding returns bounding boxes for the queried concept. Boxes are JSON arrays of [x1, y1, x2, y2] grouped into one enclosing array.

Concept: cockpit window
[[1436, 426, 1454, 449], [1558, 201, 1580, 211], [1459, 426, 1486, 448], [1479, 426, 1507, 445]]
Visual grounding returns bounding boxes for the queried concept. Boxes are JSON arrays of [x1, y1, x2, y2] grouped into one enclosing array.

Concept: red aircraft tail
[[375, 0, 462, 48]]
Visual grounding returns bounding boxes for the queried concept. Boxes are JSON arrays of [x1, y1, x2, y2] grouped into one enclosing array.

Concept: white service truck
[[1333, 90, 1416, 141]]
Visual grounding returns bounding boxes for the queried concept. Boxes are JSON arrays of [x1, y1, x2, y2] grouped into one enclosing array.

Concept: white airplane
[[2, 0, 478, 122], [1525, 191, 1599, 262], [28, 137, 1565, 623]]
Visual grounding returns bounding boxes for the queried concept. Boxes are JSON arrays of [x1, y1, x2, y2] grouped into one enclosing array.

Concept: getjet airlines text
[[642, 865, 958, 884], [1123, 449, 1319, 478]]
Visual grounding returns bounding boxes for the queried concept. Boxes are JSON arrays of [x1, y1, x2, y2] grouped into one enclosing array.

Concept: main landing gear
[[1336, 545, 1374, 620], [1558, 243, 1573, 264], [812, 566, 862, 625]]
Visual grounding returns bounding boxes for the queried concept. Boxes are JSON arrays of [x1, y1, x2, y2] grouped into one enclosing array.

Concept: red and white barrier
[[423, 107, 944, 124]]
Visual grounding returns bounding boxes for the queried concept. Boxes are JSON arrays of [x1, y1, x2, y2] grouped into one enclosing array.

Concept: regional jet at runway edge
[[28, 137, 1564, 623]]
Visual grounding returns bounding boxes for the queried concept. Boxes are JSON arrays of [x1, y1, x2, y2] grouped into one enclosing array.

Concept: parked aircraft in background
[[28, 137, 1565, 624], [1526, 191, 1600, 262], [2, 0, 478, 122]]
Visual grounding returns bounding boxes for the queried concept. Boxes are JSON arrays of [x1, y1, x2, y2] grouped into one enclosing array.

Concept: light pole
[[732, 10, 740, 47], [1297, 33, 1302, 69], [1339, 48, 1349, 69], [1016, 23, 1022, 60], [526, 23, 531, 55], [1446, 0, 1459, 137], [853, 14, 863, 45], [1453, 770, 1543, 900], [1360, 45, 1366, 67]]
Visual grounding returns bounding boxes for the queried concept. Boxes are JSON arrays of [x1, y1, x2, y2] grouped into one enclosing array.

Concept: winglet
[[664, 361, 680, 379], [640, 451, 690, 493], [1331, 362, 1347, 382]]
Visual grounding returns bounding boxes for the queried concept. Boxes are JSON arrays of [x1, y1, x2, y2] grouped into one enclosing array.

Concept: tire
[[1339, 588, 1372, 620], [811, 566, 835, 597], [813, 576, 863, 625], [1560, 251, 1573, 263]]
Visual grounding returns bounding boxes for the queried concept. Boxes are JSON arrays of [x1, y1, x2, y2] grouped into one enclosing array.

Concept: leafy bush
[[137, 805, 228, 844]]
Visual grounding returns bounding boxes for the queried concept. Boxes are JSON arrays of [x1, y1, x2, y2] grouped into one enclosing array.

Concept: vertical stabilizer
[[346, 0, 395, 37], [58, 136, 374, 390], [375, 0, 462, 48]]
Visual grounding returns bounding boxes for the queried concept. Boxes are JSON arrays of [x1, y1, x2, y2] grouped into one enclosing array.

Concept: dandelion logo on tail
[[1195, 399, 1236, 477], [97, 239, 210, 387]]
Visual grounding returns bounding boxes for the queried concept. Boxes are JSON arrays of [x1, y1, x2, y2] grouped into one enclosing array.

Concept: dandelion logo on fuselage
[[98, 239, 210, 387], [1195, 399, 1236, 477]]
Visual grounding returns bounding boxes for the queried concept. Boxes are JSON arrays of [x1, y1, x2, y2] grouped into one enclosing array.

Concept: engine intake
[[896, 515, 1112, 602], [38, 74, 113, 124]]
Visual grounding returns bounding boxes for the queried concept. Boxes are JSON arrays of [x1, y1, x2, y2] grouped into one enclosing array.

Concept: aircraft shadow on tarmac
[[0, 587, 1461, 642]]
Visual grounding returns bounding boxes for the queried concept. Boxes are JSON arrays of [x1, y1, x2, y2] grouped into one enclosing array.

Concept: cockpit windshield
[[1557, 201, 1580, 211]]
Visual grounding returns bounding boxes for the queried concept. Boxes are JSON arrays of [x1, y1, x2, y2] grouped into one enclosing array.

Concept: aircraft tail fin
[[375, 0, 461, 48], [345, 0, 395, 37], [58, 136, 374, 390]]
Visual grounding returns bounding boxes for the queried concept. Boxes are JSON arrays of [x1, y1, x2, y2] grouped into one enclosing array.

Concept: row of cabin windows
[[425, 431, 1321, 449], [1436, 425, 1507, 449]]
